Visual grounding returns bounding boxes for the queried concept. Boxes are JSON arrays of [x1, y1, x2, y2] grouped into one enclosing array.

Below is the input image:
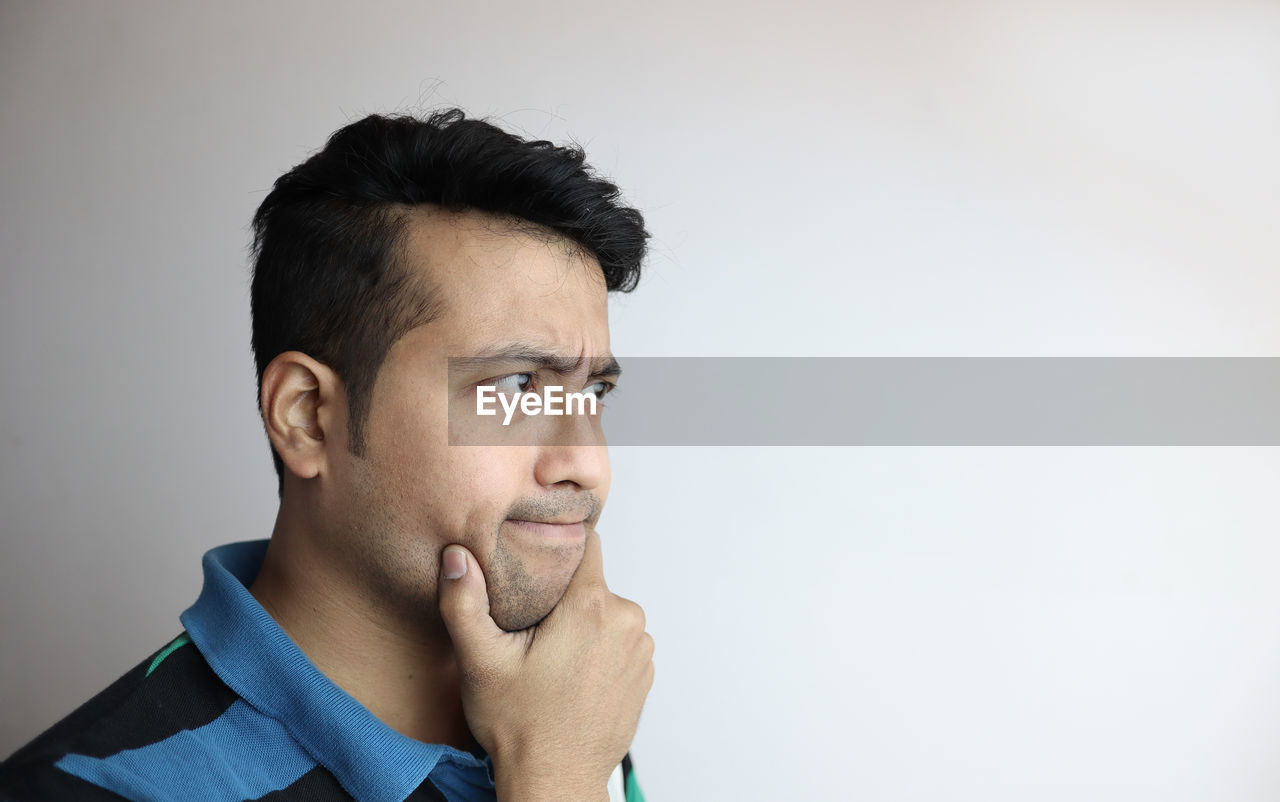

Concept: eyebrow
[[450, 344, 622, 381]]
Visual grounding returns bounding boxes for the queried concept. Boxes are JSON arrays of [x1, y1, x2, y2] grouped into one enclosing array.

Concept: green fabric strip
[[625, 770, 646, 802], [145, 633, 192, 677]]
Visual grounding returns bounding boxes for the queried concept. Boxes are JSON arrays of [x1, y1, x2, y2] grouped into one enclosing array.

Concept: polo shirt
[[0, 540, 646, 801]]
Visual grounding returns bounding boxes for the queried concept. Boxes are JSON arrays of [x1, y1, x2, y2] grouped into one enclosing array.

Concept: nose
[[532, 415, 609, 492]]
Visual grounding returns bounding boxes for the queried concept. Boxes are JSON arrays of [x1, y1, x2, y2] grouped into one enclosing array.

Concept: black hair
[[249, 109, 648, 495]]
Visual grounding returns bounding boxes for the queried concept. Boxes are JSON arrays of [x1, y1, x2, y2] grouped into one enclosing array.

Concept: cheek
[[451, 447, 534, 542]]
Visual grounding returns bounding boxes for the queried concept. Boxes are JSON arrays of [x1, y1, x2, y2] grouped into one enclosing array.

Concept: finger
[[437, 545, 508, 674], [561, 528, 608, 603]]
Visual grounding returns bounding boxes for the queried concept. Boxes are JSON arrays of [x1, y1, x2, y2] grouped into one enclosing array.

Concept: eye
[[491, 372, 534, 399], [583, 381, 615, 401]]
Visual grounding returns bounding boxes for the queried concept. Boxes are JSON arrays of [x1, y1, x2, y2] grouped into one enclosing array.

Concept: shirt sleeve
[[620, 752, 646, 802]]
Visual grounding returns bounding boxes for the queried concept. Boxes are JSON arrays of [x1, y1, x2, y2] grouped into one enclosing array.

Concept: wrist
[[492, 755, 608, 802], [495, 773, 608, 802]]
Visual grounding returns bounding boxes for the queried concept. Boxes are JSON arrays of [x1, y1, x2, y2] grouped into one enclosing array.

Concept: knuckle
[[570, 574, 608, 600], [640, 631, 655, 660], [577, 591, 608, 621], [437, 592, 465, 621], [617, 597, 645, 630]]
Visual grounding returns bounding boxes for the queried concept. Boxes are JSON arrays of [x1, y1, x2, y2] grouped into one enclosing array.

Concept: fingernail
[[442, 547, 467, 580]]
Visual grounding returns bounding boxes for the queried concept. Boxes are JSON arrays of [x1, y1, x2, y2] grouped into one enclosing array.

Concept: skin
[[248, 206, 650, 785]]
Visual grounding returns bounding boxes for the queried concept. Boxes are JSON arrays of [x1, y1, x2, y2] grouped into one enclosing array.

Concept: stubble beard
[[342, 486, 575, 635], [484, 527, 579, 632], [344, 459, 588, 634]]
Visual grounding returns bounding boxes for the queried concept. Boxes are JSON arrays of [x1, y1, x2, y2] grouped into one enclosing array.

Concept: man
[[0, 110, 654, 801]]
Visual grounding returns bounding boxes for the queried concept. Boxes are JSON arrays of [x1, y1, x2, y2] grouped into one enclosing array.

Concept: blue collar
[[180, 540, 495, 802]]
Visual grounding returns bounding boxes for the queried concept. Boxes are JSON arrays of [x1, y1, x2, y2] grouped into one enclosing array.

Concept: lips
[[506, 519, 587, 538]]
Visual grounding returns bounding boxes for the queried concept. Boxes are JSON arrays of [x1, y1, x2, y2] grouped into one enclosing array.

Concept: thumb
[[437, 545, 507, 668]]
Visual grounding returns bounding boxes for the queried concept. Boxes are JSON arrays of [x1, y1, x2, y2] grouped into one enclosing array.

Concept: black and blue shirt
[[1, 540, 645, 801]]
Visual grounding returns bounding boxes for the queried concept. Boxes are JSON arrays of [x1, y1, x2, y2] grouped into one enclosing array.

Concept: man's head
[[248, 110, 646, 631]]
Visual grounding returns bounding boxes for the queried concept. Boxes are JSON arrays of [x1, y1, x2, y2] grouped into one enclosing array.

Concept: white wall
[[3, 1, 1278, 799]]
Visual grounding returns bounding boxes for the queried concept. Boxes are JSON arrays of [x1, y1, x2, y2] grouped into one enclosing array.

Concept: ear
[[260, 351, 345, 483]]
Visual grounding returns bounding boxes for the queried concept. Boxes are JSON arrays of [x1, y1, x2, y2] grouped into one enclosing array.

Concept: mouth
[[505, 518, 588, 539]]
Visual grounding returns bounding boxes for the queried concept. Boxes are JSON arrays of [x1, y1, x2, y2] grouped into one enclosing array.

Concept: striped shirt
[[0, 540, 645, 801]]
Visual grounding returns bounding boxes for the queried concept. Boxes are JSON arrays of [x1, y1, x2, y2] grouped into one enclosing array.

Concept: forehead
[[400, 207, 611, 355]]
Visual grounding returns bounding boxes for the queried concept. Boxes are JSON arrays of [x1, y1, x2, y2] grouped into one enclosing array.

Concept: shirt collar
[[180, 540, 494, 802]]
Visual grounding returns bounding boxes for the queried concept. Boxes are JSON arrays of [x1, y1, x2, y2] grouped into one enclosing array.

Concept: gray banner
[[447, 358, 1280, 445]]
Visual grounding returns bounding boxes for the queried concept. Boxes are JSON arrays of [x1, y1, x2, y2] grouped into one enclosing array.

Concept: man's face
[[324, 209, 613, 632]]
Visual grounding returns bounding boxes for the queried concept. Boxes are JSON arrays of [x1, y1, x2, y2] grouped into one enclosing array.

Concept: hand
[[436, 529, 654, 801]]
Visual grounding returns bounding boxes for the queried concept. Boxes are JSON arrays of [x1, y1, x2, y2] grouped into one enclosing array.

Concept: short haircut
[[249, 109, 648, 495]]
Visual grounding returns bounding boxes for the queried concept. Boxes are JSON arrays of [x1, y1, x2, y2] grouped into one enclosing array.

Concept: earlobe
[[261, 352, 340, 482]]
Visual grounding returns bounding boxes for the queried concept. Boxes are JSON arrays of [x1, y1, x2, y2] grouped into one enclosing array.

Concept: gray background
[[3, 2, 1279, 799]]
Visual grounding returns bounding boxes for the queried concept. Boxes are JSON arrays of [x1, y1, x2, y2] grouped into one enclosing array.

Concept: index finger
[[560, 527, 608, 603]]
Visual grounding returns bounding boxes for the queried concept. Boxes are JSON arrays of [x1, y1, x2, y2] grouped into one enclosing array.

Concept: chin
[[485, 569, 575, 632], [484, 535, 582, 631], [490, 603, 553, 633]]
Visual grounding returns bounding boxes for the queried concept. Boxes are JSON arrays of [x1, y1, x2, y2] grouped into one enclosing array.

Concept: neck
[[248, 496, 476, 752]]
